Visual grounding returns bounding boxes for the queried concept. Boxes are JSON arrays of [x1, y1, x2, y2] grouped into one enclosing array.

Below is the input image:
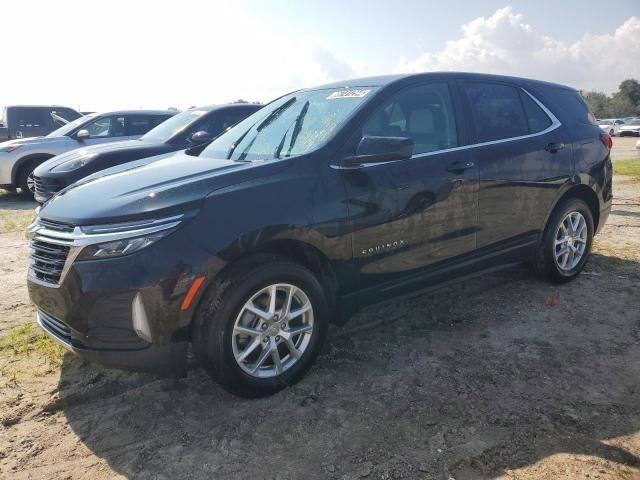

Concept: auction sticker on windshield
[[326, 89, 371, 99]]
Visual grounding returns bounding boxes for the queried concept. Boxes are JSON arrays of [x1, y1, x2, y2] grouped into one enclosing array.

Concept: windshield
[[46, 114, 96, 137], [140, 109, 208, 143], [626, 119, 640, 126], [201, 87, 378, 161]]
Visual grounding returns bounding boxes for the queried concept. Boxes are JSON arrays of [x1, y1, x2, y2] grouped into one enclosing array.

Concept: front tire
[[193, 255, 328, 398], [17, 164, 36, 200], [534, 198, 594, 284]]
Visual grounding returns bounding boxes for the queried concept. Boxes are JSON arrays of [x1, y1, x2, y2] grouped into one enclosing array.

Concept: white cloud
[[395, 7, 640, 93]]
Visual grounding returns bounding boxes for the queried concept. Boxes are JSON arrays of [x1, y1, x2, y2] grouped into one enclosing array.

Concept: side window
[[464, 82, 528, 142], [84, 116, 125, 137], [357, 83, 458, 155], [17, 108, 46, 129], [125, 115, 155, 136], [520, 91, 552, 133], [220, 113, 248, 132], [545, 87, 597, 126]]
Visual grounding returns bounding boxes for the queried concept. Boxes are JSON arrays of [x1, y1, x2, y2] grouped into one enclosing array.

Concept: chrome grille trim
[[37, 311, 73, 350], [27, 214, 184, 286]]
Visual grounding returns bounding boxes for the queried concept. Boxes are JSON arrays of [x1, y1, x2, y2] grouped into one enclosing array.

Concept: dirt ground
[[0, 141, 639, 479]]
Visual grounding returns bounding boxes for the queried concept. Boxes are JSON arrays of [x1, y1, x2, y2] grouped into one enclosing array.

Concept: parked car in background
[[0, 110, 175, 197], [31, 104, 261, 203], [0, 105, 81, 142], [618, 119, 640, 136], [596, 118, 625, 136], [28, 72, 612, 397]]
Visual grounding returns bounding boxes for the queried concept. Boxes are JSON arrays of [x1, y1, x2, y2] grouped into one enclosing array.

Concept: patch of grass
[[0, 323, 65, 368], [0, 209, 35, 233], [613, 159, 640, 180]]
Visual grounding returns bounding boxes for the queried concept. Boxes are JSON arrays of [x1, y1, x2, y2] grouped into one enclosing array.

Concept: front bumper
[[37, 310, 187, 375], [27, 218, 215, 377], [619, 130, 640, 137], [31, 174, 63, 203]]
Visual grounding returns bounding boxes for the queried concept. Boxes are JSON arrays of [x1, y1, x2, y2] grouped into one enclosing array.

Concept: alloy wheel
[[231, 283, 314, 378], [554, 211, 588, 271]]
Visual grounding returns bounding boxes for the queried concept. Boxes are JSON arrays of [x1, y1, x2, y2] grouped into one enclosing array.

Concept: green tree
[[618, 79, 640, 107], [583, 91, 611, 118]]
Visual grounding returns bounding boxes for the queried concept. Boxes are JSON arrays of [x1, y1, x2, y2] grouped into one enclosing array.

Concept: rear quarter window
[[542, 87, 597, 127], [520, 91, 552, 133]]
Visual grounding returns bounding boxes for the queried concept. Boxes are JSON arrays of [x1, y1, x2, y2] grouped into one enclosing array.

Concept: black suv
[[31, 104, 261, 203], [27, 73, 612, 397]]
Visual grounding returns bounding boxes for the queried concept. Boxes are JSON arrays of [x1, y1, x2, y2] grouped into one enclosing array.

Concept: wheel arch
[[184, 235, 343, 343], [11, 153, 55, 184], [546, 183, 600, 234]]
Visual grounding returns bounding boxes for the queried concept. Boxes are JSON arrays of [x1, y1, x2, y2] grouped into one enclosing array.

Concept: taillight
[[600, 133, 613, 150]]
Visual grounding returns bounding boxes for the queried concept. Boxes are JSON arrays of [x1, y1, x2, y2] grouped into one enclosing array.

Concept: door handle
[[545, 142, 565, 153], [446, 160, 475, 172]]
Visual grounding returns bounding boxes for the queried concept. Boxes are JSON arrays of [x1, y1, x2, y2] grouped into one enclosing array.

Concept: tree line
[[583, 79, 640, 119]]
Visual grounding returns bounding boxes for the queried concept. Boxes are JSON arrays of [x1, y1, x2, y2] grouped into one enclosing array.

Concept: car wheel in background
[[17, 164, 36, 200], [193, 254, 329, 398], [534, 197, 594, 284]]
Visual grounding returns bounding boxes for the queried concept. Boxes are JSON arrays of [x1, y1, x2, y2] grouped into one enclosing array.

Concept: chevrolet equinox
[[27, 73, 613, 397]]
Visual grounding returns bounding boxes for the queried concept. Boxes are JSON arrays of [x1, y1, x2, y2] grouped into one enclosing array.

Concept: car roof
[[307, 71, 575, 92], [186, 104, 262, 113], [4, 105, 78, 109], [98, 110, 176, 116]]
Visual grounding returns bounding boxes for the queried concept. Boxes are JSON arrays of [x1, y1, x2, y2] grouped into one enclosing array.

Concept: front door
[[340, 82, 478, 290]]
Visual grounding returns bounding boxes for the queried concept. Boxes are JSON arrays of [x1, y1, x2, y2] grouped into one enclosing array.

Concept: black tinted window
[[545, 87, 597, 126], [359, 83, 458, 155], [464, 83, 528, 142], [520, 92, 552, 133], [125, 115, 161, 136]]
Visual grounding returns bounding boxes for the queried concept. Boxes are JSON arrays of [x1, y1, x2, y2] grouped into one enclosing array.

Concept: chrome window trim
[[333, 88, 561, 170]]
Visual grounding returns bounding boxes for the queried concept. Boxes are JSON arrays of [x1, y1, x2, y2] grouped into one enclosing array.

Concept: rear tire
[[192, 254, 329, 398], [534, 197, 594, 284]]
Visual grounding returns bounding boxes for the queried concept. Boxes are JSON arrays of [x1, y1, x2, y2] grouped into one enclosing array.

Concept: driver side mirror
[[343, 136, 414, 167], [76, 129, 90, 141], [190, 130, 211, 145]]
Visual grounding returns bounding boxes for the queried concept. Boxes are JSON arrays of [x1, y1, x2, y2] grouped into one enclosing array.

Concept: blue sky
[[247, 0, 639, 74], [1, 0, 639, 112]]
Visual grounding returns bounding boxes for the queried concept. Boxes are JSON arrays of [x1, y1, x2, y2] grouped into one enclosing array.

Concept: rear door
[[342, 81, 478, 289], [461, 81, 573, 249]]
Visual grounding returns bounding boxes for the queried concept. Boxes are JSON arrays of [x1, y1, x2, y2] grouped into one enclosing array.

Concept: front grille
[[39, 311, 71, 344], [30, 239, 70, 284], [37, 218, 74, 233], [31, 175, 63, 200]]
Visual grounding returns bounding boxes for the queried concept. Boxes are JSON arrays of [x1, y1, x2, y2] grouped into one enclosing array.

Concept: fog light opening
[[132, 293, 152, 343]]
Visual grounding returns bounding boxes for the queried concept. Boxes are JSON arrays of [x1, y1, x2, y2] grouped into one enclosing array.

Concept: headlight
[[77, 230, 172, 259], [51, 156, 93, 172], [1, 144, 21, 153]]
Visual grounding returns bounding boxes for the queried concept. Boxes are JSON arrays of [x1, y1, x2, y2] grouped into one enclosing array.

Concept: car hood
[[40, 151, 282, 225], [37, 139, 145, 170], [620, 125, 640, 130], [0, 136, 66, 148]]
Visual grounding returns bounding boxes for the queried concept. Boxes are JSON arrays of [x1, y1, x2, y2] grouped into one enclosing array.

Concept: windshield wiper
[[226, 97, 297, 161], [274, 101, 310, 159], [256, 97, 296, 132]]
